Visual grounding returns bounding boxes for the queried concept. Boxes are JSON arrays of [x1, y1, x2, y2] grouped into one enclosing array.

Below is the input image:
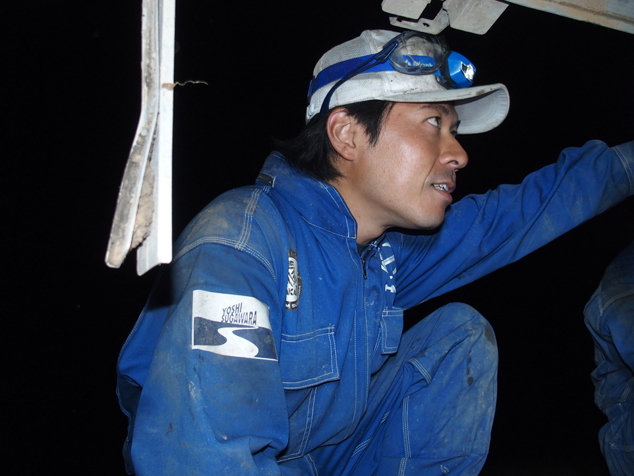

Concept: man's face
[[351, 102, 468, 234]]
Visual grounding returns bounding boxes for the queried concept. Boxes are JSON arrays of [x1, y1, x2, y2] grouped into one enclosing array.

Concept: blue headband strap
[[309, 54, 435, 98]]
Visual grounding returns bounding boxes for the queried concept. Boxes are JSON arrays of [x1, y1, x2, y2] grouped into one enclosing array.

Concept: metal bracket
[[383, 0, 508, 35]]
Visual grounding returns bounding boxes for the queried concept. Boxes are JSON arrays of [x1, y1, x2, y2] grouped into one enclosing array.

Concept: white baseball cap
[[306, 29, 510, 134]]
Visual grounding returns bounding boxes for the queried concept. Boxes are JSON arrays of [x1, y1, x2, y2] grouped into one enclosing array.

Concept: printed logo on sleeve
[[192, 290, 277, 361], [285, 249, 302, 310]]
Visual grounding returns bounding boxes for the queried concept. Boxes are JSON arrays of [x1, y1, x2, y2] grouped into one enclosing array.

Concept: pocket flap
[[380, 308, 403, 354], [280, 326, 339, 390]]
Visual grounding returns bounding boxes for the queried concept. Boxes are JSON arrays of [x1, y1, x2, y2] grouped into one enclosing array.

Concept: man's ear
[[326, 108, 364, 161]]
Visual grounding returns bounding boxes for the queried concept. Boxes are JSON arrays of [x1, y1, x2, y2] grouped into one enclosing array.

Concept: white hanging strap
[[105, 0, 175, 275]]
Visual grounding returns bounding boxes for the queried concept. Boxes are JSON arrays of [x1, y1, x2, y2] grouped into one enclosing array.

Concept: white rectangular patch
[[191, 290, 276, 361]]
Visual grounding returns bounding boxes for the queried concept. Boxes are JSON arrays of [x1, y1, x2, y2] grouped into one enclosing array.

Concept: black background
[[3, 1, 634, 474]]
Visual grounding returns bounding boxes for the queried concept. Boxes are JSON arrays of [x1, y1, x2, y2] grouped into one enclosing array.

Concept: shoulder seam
[[173, 237, 277, 283], [174, 188, 276, 280], [237, 188, 263, 250]]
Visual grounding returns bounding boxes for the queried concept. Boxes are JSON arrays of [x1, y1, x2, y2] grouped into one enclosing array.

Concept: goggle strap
[[317, 38, 401, 115], [312, 55, 390, 95]]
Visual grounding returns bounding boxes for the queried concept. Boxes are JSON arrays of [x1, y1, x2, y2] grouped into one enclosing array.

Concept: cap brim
[[380, 83, 510, 134]]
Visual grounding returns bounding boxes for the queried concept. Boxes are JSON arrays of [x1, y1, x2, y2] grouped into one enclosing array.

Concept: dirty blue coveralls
[[118, 140, 634, 475], [585, 240, 634, 476]]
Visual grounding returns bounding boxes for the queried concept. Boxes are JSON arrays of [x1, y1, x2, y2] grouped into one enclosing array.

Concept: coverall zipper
[[360, 236, 386, 279]]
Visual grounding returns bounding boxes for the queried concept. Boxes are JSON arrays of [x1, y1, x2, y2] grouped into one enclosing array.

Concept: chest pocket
[[380, 308, 403, 354], [279, 326, 340, 390]]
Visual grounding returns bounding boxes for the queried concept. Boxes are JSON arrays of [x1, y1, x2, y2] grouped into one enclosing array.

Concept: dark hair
[[275, 100, 395, 182]]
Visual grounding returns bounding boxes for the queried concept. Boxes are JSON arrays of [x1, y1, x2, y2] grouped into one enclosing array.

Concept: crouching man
[[117, 30, 634, 475]]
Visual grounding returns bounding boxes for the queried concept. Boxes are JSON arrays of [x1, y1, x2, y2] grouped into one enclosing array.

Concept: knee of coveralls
[[585, 291, 634, 417], [584, 292, 634, 476], [598, 409, 634, 476], [376, 303, 498, 475]]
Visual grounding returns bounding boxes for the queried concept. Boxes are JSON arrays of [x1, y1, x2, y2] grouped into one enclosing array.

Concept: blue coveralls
[[118, 140, 634, 475], [585, 240, 634, 476]]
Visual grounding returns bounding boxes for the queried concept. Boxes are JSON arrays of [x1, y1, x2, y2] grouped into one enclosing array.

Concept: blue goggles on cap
[[309, 31, 476, 116]]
